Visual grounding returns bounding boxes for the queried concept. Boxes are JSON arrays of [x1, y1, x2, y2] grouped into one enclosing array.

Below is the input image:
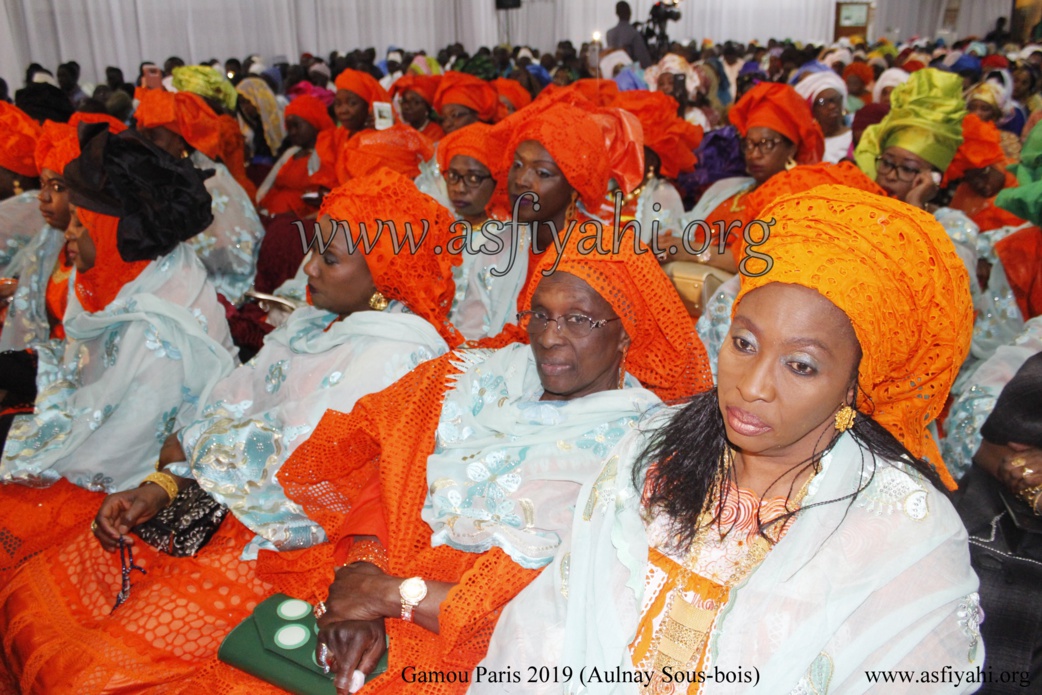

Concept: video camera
[[649, 0, 681, 24], [640, 0, 682, 60]]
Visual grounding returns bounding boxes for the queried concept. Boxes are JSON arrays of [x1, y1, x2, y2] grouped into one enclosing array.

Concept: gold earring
[[12, 179, 23, 196], [368, 290, 389, 311], [617, 345, 629, 389], [784, 157, 797, 171], [834, 405, 856, 432]]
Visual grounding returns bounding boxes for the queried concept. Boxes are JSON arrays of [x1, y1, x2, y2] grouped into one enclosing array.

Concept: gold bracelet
[[338, 540, 389, 573], [140, 471, 179, 505], [1017, 484, 1042, 515]]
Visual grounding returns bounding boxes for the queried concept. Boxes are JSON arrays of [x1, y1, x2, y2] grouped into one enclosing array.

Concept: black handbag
[[132, 481, 229, 557]]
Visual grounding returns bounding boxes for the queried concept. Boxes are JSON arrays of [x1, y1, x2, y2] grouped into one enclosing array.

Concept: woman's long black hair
[[636, 388, 948, 552]]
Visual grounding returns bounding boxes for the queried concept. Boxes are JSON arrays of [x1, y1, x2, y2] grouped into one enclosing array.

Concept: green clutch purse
[[218, 593, 388, 695]]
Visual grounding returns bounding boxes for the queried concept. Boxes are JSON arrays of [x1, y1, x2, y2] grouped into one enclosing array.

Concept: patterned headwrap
[[334, 69, 391, 107], [318, 168, 462, 346], [495, 99, 611, 214], [334, 123, 434, 184], [236, 77, 286, 153], [996, 118, 1042, 225], [390, 75, 441, 106], [729, 82, 826, 165], [436, 122, 495, 173], [285, 95, 335, 133], [35, 113, 127, 176], [433, 72, 499, 122], [0, 102, 43, 177], [517, 228, 714, 402], [942, 114, 1006, 185], [172, 65, 238, 112], [735, 185, 973, 488], [855, 68, 966, 178], [611, 90, 704, 178], [134, 88, 224, 164]]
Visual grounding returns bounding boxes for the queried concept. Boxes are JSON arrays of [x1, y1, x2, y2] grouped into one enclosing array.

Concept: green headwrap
[[855, 68, 966, 178], [996, 119, 1042, 225], [172, 65, 238, 112]]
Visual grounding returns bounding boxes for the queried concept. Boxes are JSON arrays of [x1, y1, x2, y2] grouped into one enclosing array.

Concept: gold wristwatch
[[398, 576, 427, 622]]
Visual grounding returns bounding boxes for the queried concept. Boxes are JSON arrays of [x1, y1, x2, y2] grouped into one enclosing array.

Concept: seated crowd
[[0, 11, 1041, 694]]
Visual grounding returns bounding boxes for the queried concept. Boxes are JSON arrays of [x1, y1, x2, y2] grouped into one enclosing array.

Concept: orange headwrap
[[729, 82, 825, 165], [333, 69, 391, 106], [611, 90, 704, 179], [318, 168, 462, 346], [539, 79, 620, 107], [735, 185, 973, 488], [285, 94, 335, 132], [433, 72, 499, 122], [436, 122, 495, 173], [334, 124, 434, 184], [517, 229, 713, 402], [390, 75, 440, 106], [943, 114, 1006, 185], [493, 77, 532, 114], [134, 88, 223, 163], [497, 100, 611, 215], [843, 62, 875, 87], [73, 208, 151, 313], [36, 113, 127, 176], [0, 102, 43, 177]]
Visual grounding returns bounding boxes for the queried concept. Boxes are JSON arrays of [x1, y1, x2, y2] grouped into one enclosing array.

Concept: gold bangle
[[141, 471, 179, 505]]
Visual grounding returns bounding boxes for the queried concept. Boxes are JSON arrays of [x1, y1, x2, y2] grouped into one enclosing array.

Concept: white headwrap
[[823, 48, 852, 68], [872, 67, 910, 103], [793, 70, 848, 103]]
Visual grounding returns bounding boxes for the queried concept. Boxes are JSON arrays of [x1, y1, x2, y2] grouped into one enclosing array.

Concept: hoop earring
[[563, 190, 579, 224], [834, 404, 856, 432], [368, 290, 389, 311], [12, 179, 23, 196], [784, 157, 797, 171]]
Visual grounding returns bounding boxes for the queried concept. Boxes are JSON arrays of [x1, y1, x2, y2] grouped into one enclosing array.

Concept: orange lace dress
[[631, 478, 810, 694]]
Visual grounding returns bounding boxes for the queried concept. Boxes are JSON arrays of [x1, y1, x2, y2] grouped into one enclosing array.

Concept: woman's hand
[[321, 562, 398, 626], [996, 446, 1042, 497], [317, 618, 387, 694], [905, 170, 940, 211], [92, 484, 171, 552]]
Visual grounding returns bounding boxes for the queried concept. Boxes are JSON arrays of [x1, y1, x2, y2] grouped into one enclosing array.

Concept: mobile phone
[[673, 74, 687, 101], [142, 65, 163, 90], [372, 101, 394, 131], [931, 171, 942, 186]]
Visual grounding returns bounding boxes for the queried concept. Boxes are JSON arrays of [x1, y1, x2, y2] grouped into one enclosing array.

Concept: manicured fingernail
[[349, 669, 365, 693]]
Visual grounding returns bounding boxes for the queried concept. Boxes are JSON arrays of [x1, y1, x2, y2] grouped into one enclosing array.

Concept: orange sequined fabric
[[433, 73, 499, 122], [735, 185, 974, 487], [334, 69, 391, 106], [318, 168, 463, 346], [334, 124, 435, 183], [517, 231, 713, 402], [35, 113, 127, 176], [492, 77, 532, 113], [73, 209, 151, 313], [435, 122, 494, 173], [0, 103, 42, 178]]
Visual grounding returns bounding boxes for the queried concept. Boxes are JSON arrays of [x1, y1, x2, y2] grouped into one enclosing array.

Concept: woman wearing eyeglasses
[[793, 70, 853, 164], [437, 123, 528, 341], [234, 232, 713, 695], [668, 82, 825, 275]]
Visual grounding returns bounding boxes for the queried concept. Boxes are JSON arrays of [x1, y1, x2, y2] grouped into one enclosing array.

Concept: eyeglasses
[[875, 156, 924, 182], [813, 94, 844, 108], [517, 310, 621, 339], [740, 137, 785, 155], [444, 170, 493, 188], [112, 536, 147, 613]]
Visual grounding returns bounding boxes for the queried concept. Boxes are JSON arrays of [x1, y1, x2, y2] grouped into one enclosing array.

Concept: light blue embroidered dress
[[422, 343, 662, 570], [0, 191, 42, 276], [479, 426, 984, 694], [0, 243, 236, 492], [182, 303, 449, 554], [186, 152, 266, 304], [0, 224, 65, 351]]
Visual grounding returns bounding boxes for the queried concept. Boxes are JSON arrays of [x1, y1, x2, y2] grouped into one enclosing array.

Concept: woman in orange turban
[[134, 88, 267, 305], [391, 75, 444, 140], [945, 113, 1023, 234], [256, 95, 337, 218], [480, 185, 981, 694], [1, 113, 126, 351], [433, 72, 499, 134], [0, 103, 43, 283], [668, 82, 825, 274]]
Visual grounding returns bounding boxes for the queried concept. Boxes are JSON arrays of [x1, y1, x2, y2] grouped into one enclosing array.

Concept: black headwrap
[[64, 122, 215, 262], [981, 352, 1042, 449]]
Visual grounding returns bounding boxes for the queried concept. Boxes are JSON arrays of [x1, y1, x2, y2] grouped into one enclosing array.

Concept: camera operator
[[607, 1, 653, 68]]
